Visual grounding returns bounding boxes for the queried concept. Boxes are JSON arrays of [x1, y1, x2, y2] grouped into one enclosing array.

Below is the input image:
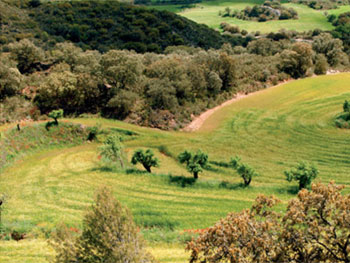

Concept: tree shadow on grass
[[209, 160, 232, 168], [276, 185, 300, 195], [125, 168, 149, 175], [90, 166, 115, 173], [168, 175, 197, 188], [218, 181, 246, 190], [203, 164, 220, 173]]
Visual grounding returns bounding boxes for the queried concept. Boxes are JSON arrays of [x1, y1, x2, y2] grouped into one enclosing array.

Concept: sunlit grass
[[0, 239, 189, 263]]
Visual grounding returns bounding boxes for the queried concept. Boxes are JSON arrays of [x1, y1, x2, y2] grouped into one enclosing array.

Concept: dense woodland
[[1, 0, 350, 129], [30, 1, 244, 53]]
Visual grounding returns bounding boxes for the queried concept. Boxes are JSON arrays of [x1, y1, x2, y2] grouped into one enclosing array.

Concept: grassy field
[[2, 73, 350, 261], [152, 0, 350, 32]]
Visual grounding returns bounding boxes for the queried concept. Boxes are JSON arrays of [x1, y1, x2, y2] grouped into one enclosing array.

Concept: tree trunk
[[118, 157, 124, 169], [244, 176, 251, 186], [17, 124, 20, 131], [144, 165, 151, 173], [54, 118, 58, 125], [194, 171, 198, 179]]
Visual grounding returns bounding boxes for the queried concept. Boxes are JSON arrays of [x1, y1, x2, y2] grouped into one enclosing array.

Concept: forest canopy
[[28, 1, 247, 53]]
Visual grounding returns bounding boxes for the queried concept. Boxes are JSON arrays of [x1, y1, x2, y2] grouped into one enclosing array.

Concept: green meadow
[[2, 73, 350, 262], [152, 0, 350, 32]]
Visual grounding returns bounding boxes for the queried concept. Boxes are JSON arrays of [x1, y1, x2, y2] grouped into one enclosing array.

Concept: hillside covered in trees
[[30, 1, 249, 53], [2, 0, 350, 130]]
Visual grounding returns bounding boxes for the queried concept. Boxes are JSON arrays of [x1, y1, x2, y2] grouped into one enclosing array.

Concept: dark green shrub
[[87, 123, 101, 141], [335, 100, 350, 128]]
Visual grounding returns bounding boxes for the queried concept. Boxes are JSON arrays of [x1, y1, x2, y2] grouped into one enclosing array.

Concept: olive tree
[[285, 161, 318, 190], [99, 135, 124, 168], [178, 150, 208, 179], [131, 149, 159, 173], [230, 156, 259, 187], [48, 109, 64, 125]]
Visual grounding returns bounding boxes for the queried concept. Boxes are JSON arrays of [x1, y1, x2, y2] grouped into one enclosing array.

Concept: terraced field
[[2, 73, 350, 262], [153, 0, 350, 32]]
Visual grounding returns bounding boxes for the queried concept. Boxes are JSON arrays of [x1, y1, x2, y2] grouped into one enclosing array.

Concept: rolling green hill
[[2, 73, 350, 262]]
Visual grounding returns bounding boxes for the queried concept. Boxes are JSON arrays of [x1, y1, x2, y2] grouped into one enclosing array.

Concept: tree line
[[1, 30, 349, 129]]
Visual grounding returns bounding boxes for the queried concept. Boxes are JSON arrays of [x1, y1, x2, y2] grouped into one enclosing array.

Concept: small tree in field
[[178, 150, 208, 179], [230, 156, 258, 187], [50, 187, 154, 263], [99, 135, 124, 168], [285, 161, 318, 190], [131, 149, 159, 173], [48, 109, 64, 125]]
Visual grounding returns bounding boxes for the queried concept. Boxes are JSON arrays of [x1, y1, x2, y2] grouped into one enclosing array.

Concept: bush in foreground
[[50, 187, 154, 263], [187, 182, 350, 263]]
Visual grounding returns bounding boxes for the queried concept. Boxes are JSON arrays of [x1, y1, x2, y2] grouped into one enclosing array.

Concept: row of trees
[[100, 134, 318, 189]]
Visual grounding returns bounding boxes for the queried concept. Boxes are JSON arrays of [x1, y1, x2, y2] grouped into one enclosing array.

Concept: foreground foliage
[[188, 182, 350, 263], [50, 187, 154, 263]]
